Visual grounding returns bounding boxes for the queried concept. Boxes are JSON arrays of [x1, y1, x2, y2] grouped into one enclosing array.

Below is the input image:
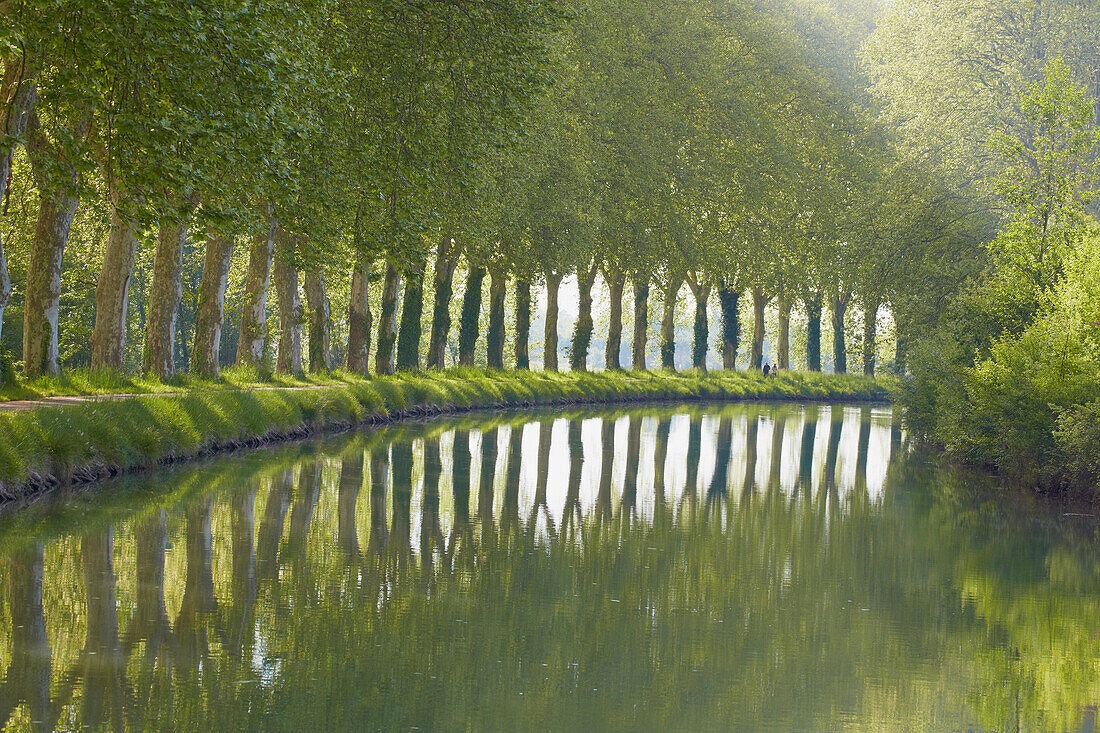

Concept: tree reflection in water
[[0, 403, 1098, 732]]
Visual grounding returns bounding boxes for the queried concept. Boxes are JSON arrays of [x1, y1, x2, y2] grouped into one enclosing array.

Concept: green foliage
[[904, 228, 1100, 489]]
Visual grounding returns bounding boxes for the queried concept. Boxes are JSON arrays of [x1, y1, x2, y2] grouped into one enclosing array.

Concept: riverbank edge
[[0, 368, 894, 501]]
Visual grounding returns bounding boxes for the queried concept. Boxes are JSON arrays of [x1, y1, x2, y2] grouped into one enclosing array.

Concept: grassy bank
[[0, 368, 893, 500]]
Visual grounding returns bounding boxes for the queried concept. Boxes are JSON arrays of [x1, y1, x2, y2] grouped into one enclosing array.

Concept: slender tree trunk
[[632, 276, 649, 370], [830, 293, 850, 374], [458, 265, 485, 367], [191, 233, 236, 379], [346, 255, 372, 375], [751, 287, 770, 370], [717, 285, 739, 370], [304, 272, 331, 373], [486, 267, 508, 370], [776, 296, 791, 370], [427, 234, 458, 369], [862, 296, 879, 376], [570, 265, 597, 372], [605, 271, 625, 370], [691, 285, 711, 371], [374, 262, 401, 375], [805, 292, 823, 372], [144, 216, 189, 378], [895, 329, 908, 376], [235, 211, 277, 369], [22, 170, 79, 378], [0, 73, 39, 354], [89, 196, 139, 371], [274, 232, 303, 374], [543, 271, 562, 372], [395, 268, 424, 371], [514, 277, 531, 370], [660, 277, 683, 369]]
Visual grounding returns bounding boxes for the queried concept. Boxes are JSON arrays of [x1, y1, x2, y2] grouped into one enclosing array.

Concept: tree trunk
[[543, 271, 562, 372], [830, 293, 850, 374], [274, 232, 303, 374], [862, 296, 879, 376], [605, 271, 625, 370], [304, 272, 331, 373], [0, 73, 39, 354], [144, 217, 189, 378], [374, 262, 401, 375], [632, 276, 649, 370], [691, 285, 711, 371], [751, 287, 770, 370], [660, 277, 683, 369], [570, 265, 597, 372], [805, 292, 823, 372], [23, 170, 79, 378], [514, 277, 531, 370], [89, 198, 139, 371], [235, 212, 277, 369], [776, 296, 791, 370], [894, 330, 908, 376], [486, 268, 508, 370], [191, 233, 235, 379], [395, 268, 424, 371], [717, 285, 739, 370], [458, 265, 485, 367], [346, 255, 372, 375], [427, 235, 458, 369]]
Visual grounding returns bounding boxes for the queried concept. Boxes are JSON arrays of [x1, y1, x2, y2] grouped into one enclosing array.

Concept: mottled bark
[[750, 287, 771, 370], [374, 262, 401, 375], [346, 256, 372, 374], [0, 67, 39, 352], [830, 292, 851, 374], [486, 267, 508, 370], [514, 277, 531, 369], [717, 285, 739, 370], [235, 212, 277, 368], [660, 277, 683, 369], [89, 197, 139, 371], [570, 264, 598, 372], [304, 271, 332, 373], [543, 271, 563, 372], [427, 234, 458, 369], [862, 296, 879, 376], [23, 127, 80, 377], [605, 270, 625, 370], [395, 268, 425, 371], [805, 291, 823, 372], [458, 266, 486, 367], [632, 276, 649, 370], [144, 216, 189, 378], [776, 297, 791, 370], [274, 232, 303, 374], [191, 232, 236, 378], [688, 280, 711, 371]]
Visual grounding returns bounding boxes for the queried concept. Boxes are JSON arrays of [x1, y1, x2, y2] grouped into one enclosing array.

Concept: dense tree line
[[0, 0, 1093, 390]]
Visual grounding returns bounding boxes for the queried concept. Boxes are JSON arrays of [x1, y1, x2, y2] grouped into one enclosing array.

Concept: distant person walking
[[763, 362, 771, 377]]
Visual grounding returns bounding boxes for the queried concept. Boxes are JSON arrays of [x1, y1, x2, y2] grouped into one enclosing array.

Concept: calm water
[[0, 403, 1098, 732]]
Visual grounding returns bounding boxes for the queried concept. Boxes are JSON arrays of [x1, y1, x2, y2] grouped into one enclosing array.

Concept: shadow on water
[[0, 402, 1098, 731]]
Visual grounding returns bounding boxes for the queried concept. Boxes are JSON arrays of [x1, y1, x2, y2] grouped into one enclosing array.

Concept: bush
[[1054, 402, 1100, 493]]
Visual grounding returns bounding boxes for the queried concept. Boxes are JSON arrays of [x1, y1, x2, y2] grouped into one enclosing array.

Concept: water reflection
[[0, 403, 1098, 731]]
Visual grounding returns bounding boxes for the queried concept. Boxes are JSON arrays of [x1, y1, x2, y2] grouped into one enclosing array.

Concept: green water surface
[[0, 403, 1097, 732]]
